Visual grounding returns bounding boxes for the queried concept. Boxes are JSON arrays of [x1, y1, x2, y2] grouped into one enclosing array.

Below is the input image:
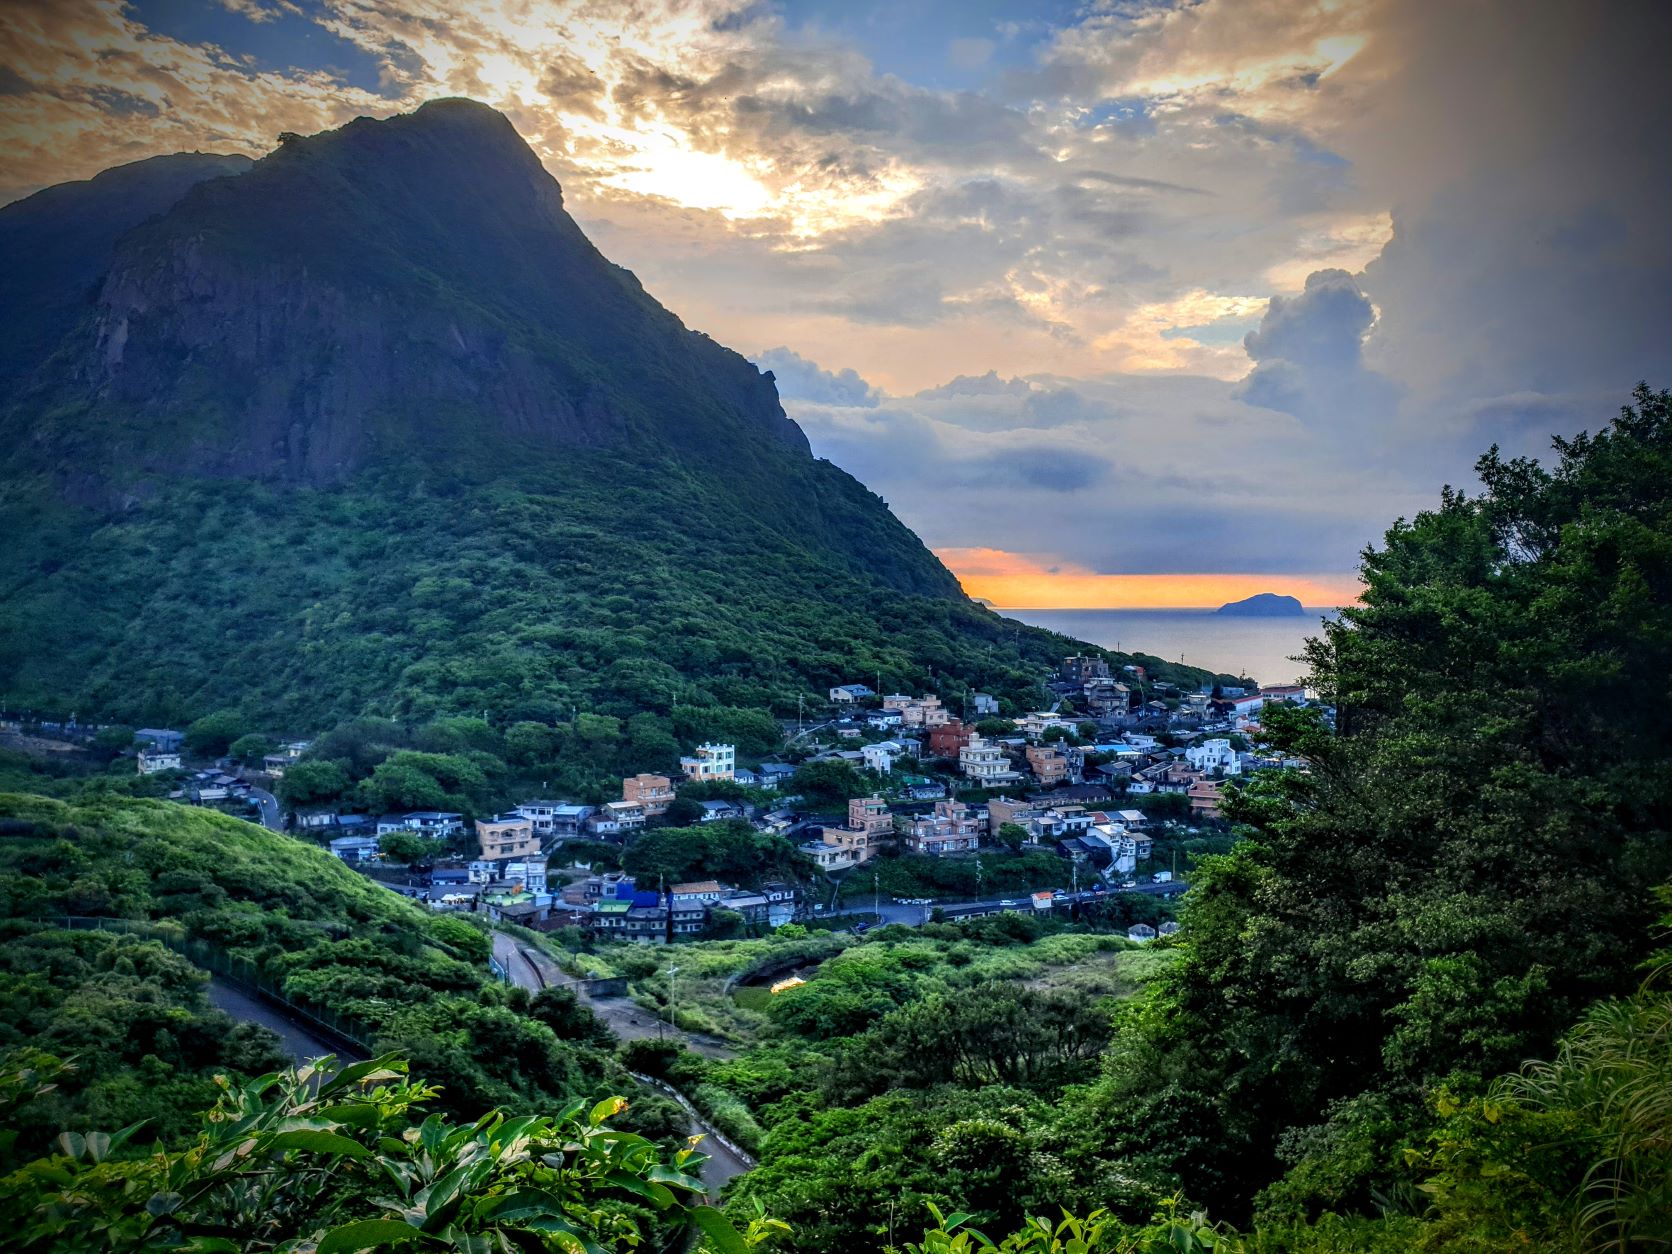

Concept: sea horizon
[[996, 605, 1341, 686]]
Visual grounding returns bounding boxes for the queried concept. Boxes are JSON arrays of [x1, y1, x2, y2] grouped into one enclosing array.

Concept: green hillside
[[0, 100, 1223, 730]]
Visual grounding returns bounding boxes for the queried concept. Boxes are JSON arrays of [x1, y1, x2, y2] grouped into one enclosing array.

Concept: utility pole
[[668, 965, 680, 1034], [873, 869, 880, 923]]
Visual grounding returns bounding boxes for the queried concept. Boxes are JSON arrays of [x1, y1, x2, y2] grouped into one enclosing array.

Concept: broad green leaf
[[689, 1205, 750, 1254], [317, 1218, 422, 1253], [269, 1129, 372, 1158]]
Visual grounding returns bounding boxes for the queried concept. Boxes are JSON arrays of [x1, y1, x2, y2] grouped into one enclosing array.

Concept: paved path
[[207, 976, 363, 1063], [490, 932, 748, 1193], [245, 785, 283, 832]]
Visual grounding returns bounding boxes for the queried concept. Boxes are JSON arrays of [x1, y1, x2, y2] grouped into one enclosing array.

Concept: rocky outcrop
[[3, 99, 806, 493]]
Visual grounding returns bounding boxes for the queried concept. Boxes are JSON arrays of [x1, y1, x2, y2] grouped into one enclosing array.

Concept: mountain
[[0, 100, 1217, 730], [1215, 592, 1306, 617]]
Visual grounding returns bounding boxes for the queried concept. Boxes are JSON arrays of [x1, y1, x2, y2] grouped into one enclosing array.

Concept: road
[[836, 880, 1187, 928], [246, 784, 283, 831], [490, 932, 752, 1193], [206, 976, 364, 1063]]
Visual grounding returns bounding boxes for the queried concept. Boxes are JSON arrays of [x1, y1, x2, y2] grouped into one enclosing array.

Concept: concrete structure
[[903, 799, 982, 856], [679, 743, 736, 782], [960, 734, 1020, 787], [862, 741, 903, 773], [1186, 738, 1242, 776], [1188, 777, 1225, 818], [622, 773, 675, 816], [970, 692, 999, 716], [137, 749, 181, 774], [477, 813, 540, 861], [1026, 744, 1071, 787], [1060, 655, 1111, 685], [927, 720, 974, 759], [883, 693, 951, 728], [327, 834, 381, 863], [603, 799, 646, 830]]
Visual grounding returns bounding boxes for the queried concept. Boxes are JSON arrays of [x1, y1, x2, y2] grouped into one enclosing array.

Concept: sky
[[3, 0, 1669, 607]]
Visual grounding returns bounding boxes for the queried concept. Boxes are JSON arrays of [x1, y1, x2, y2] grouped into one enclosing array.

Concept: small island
[[1217, 592, 1307, 617]]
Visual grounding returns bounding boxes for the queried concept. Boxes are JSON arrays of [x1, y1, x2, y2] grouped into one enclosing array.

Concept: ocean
[[998, 607, 1340, 687]]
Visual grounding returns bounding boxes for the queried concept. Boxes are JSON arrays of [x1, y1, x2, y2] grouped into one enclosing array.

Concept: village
[[2, 654, 1316, 947]]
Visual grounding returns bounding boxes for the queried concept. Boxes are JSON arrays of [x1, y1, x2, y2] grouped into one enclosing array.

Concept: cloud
[[755, 346, 879, 407], [1235, 267, 1397, 423]]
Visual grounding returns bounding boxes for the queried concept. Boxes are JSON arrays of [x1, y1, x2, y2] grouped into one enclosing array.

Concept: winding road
[[490, 932, 753, 1193]]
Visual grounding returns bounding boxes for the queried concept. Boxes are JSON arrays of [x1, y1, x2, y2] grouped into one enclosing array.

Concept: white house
[[1186, 738, 1242, 776], [137, 749, 181, 775], [862, 740, 904, 774], [829, 684, 875, 703], [679, 742, 736, 782]]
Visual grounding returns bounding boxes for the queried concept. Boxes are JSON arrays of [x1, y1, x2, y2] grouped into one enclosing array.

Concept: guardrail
[[53, 916, 371, 1057]]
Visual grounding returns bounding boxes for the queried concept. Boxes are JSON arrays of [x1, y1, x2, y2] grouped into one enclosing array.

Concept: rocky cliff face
[[3, 99, 806, 493]]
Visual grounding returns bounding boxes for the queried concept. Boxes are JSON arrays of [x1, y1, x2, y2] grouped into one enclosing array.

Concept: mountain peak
[[3, 100, 807, 492]]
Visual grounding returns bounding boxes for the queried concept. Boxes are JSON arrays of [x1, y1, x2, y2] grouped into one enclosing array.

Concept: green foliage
[[1072, 386, 1672, 1217], [183, 710, 248, 757], [623, 821, 810, 888], [227, 733, 273, 766], [788, 758, 876, 808], [0, 1052, 738, 1253], [377, 829, 442, 867], [276, 760, 351, 810]]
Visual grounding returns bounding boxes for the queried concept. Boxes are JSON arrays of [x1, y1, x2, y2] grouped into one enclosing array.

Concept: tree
[[183, 709, 248, 757], [1077, 385, 1672, 1216], [789, 758, 871, 808], [228, 733, 273, 766], [377, 829, 441, 867], [996, 822, 1029, 852], [89, 725, 136, 760], [275, 760, 351, 810], [975, 718, 1016, 737], [663, 795, 705, 826]]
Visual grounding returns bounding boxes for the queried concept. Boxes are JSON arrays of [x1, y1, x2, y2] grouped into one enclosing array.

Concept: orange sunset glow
[[938, 547, 1363, 610]]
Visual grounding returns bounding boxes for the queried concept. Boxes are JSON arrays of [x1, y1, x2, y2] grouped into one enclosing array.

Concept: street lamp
[[667, 965, 680, 1035]]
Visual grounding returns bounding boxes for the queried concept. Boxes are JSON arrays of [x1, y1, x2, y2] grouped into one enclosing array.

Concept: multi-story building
[[1026, 744, 1070, 787], [882, 693, 951, 728], [622, 773, 675, 816], [1186, 738, 1242, 776], [1188, 777, 1225, 818], [1018, 711, 1079, 741], [1083, 678, 1132, 716], [960, 734, 1021, 787], [1060, 655, 1110, 685], [603, 799, 646, 830], [970, 692, 1000, 716], [903, 799, 982, 856], [476, 813, 540, 861], [862, 741, 903, 773], [679, 743, 736, 782], [927, 720, 974, 758], [515, 800, 565, 836]]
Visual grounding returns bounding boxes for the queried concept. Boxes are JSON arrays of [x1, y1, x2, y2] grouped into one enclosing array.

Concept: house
[[960, 734, 1022, 787], [815, 795, 892, 868], [1026, 744, 1071, 787], [986, 796, 1038, 833], [864, 709, 904, 731], [1158, 921, 1181, 937], [328, 834, 381, 864], [1082, 678, 1132, 716], [829, 684, 875, 703], [622, 773, 675, 816], [899, 775, 947, 801], [1029, 781, 1116, 807], [471, 855, 548, 895], [679, 742, 736, 782], [732, 767, 759, 787], [883, 694, 951, 728], [758, 763, 796, 790], [1126, 924, 1158, 943], [584, 809, 622, 838], [1259, 685, 1307, 704], [970, 692, 999, 716], [927, 720, 974, 759], [1186, 739, 1242, 776], [603, 799, 646, 831], [135, 728, 185, 753], [477, 813, 540, 861], [698, 799, 745, 823], [904, 799, 982, 856], [1113, 809, 1148, 828], [405, 812, 466, 840], [1188, 777, 1225, 818], [671, 880, 727, 905], [1018, 711, 1078, 741], [515, 801, 566, 836], [1061, 655, 1111, 685], [756, 808, 797, 835], [137, 749, 182, 774], [1227, 694, 1266, 719], [588, 889, 671, 944], [862, 741, 903, 774]]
